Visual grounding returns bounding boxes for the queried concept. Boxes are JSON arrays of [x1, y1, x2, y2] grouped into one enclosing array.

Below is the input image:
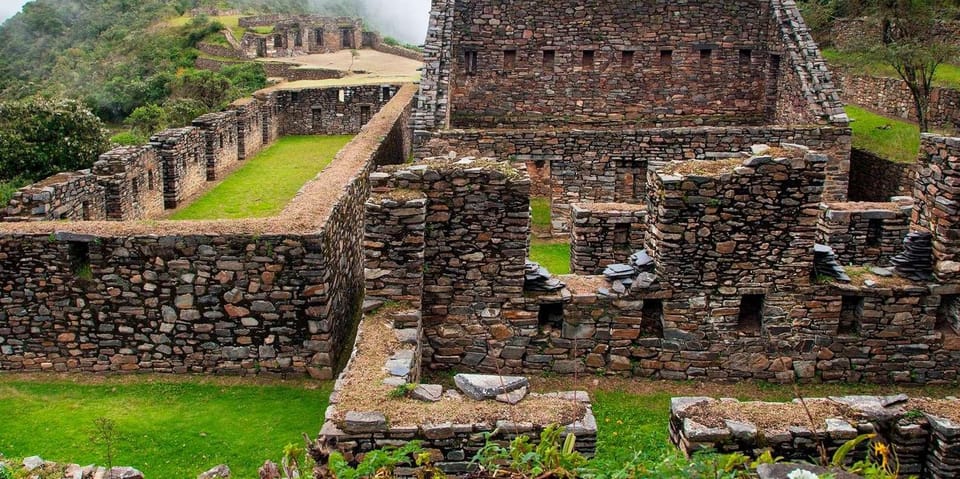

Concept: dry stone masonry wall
[[912, 135, 960, 282], [278, 85, 399, 135], [816, 200, 914, 267], [0, 85, 418, 376], [238, 15, 363, 58], [150, 127, 208, 209], [836, 70, 960, 133], [92, 146, 164, 221], [570, 203, 646, 275], [192, 111, 241, 181], [2, 171, 106, 222]]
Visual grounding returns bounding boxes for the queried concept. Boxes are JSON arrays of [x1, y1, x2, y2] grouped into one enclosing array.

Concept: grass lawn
[[168, 15, 245, 42], [823, 48, 960, 90], [0, 375, 330, 479], [845, 105, 920, 164], [170, 135, 354, 220], [530, 238, 571, 275], [530, 197, 552, 233]]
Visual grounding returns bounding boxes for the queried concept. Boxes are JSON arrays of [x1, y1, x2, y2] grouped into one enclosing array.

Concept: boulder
[[454, 374, 529, 400]]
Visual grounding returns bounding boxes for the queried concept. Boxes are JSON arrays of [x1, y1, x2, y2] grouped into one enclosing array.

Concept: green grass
[[0, 376, 330, 479], [168, 15, 245, 42], [530, 196, 552, 232], [845, 105, 920, 164], [0, 177, 32, 205], [530, 238, 571, 275], [823, 48, 960, 90], [170, 135, 354, 220]]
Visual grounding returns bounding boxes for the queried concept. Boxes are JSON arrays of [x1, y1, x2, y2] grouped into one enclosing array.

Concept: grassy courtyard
[[170, 135, 354, 220], [0, 375, 330, 479], [845, 105, 921, 164]]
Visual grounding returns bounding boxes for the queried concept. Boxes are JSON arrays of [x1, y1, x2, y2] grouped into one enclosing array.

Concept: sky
[[0, 0, 29, 23]]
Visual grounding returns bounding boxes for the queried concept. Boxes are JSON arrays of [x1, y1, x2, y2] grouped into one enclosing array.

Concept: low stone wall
[[416, 125, 851, 231], [260, 62, 346, 81], [2, 171, 106, 222], [671, 395, 960, 479], [92, 146, 165, 221], [836, 71, 960, 132], [193, 111, 240, 181], [0, 84, 419, 376], [197, 42, 244, 59], [570, 203, 646, 275], [817, 200, 913, 267], [363, 32, 424, 61], [849, 148, 915, 202], [230, 98, 264, 160], [364, 192, 427, 306]]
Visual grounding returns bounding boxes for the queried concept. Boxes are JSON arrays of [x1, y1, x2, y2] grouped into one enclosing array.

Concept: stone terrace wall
[[0, 84, 418, 376], [570, 203, 646, 275], [836, 71, 960, 132], [817, 200, 913, 267], [92, 146, 164, 221], [369, 158, 531, 370], [849, 148, 915, 202], [1, 172, 106, 222], [913, 134, 960, 281], [192, 111, 240, 181], [150, 127, 207, 209], [419, 126, 851, 230], [277, 84, 400, 135]]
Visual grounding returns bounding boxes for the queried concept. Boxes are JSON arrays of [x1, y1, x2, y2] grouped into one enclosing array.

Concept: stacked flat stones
[[891, 232, 934, 281], [814, 244, 851, 282], [524, 260, 564, 292]]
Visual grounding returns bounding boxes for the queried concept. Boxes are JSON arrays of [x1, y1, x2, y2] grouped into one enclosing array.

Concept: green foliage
[[389, 383, 417, 399], [0, 97, 110, 182], [474, 424, 588, 479], [0, 462, 11, 479], [170, 135, 355, 219], [124, 104, 169, 135], [110, 131, 149, 146], [219, 62, 268, 94], [328, 442, 423, 479], [169, 69, 234, 108], [280, 443, 314, 479], [0, 177, 31, 205], [89, 417, 120, 470]]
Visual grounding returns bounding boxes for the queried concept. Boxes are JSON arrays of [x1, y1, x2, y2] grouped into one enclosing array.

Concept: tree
[[871, 0, 959, 132], [0, 97, 110, 182]]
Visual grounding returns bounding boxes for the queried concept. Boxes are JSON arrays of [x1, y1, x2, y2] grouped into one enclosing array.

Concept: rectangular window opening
[[839, 296, 863, 335], [312, 107, 323, 131], [867, 219, 883, 247], [621, 50, 634, 69], [660, 50, 673, 70], [382, 86, 393, 101], [360, 105, 372, 126], [542, 50, 555, 70], [739, 49, 752, 67], [464, 50, 478, 76], [581, 50, 594, 70], [538, 302, 565, 333], [503, 49, 517, 69], [641, 299, 664, 337], [613, 223, 629, 245], [937, 295, 960, 335], [700, 48, 713, 66], [737, 294, 765, 334], [68, 241, 91, 279]]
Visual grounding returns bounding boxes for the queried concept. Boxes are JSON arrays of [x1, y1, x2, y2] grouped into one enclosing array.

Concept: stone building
[[238, 15, 363, 58], [414, 0, 852, 233]]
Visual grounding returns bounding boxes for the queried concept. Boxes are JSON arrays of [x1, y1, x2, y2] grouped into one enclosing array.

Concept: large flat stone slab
[[454, 374, 529, 400]]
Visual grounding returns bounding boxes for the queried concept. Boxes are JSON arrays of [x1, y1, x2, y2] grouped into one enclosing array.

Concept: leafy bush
[[109, 131, 149, 146], [327, 442, 422, 479], [220, 63, 268, 94], [0, 97, 110, 182]]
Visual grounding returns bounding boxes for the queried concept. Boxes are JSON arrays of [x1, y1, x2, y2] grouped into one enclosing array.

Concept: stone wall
[[817, 200, 913, 267], [258, 92, 282, 146], [92, 146, 165, 221], [570, 203, 646, 275], [836, 71, 960, 132], [415, 0, 846, 131], [363, 31, 425, 61], [913, 134, 960, 281], [849, 148, 915, 202], [277, 84, 400, 135], [417, 126, 851, 230], [369, 158, 530, 370], [150, 127, 208, 209], [0, 84, 419, 376], [230, 98, 264, 161], [192, 111, 240, 181], [364, 192, 427, 306], [1, 171, 106, 222], [671, 395, 960, 479]]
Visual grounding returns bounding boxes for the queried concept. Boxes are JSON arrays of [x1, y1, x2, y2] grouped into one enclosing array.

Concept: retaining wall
[[2, 172, 106, 222], [849, 148, 915, 202]]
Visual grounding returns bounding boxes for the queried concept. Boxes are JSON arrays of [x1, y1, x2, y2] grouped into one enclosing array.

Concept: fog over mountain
[[0, 0, 30, 22], [312, 0, 431, 44]]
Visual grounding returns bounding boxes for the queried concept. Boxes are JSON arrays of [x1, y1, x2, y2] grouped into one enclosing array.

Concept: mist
[[312, 0, 431, 45]]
